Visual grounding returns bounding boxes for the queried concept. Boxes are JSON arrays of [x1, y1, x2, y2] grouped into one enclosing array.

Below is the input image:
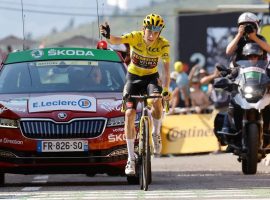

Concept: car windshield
[[0, 60, 126, 93]]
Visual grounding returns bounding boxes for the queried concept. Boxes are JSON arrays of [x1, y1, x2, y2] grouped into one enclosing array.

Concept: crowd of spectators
[[168, 61, 221, 115]]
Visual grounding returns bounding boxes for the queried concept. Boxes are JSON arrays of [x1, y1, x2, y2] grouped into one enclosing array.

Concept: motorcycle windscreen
[[243, 71, 261, 84], [235, 60, 270, 103], [241, 67, 269, 85], [236, 59, 269, 85]]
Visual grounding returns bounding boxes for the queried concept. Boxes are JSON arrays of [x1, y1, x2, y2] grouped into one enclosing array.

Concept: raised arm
[[99, 22, 122, 45], [249, 33, 270, 53], [226, 25, 245, 55]]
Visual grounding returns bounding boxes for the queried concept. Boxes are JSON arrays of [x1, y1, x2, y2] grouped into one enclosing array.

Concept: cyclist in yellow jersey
[[100, 13, 170, 175]]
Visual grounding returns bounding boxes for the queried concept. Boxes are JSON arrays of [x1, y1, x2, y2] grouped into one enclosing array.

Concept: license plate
[[37, 140, 88, 152]]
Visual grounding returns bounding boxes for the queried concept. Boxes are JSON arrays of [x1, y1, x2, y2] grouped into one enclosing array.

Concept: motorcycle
[[214, 59, 270, 174]]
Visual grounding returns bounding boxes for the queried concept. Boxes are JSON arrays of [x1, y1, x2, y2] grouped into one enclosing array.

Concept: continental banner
[[161, 113, 220, 155]]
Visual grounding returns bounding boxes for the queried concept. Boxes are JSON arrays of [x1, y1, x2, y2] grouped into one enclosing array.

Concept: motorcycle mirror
[[214, 77, 232, 90], [215, 63, 231, 74]]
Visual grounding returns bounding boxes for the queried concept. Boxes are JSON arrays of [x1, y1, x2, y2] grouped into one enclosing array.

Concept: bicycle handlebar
[[128, 95, 163, 99]]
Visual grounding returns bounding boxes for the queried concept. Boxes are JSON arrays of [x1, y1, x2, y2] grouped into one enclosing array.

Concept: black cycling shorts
[[123, 72, 162, 110]]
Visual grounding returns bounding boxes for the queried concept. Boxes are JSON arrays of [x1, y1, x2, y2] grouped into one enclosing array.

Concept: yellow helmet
[[174, 61, 184, 73], [143, 13, 165, 31]]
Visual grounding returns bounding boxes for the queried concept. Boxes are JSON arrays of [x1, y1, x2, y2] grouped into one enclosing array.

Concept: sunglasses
[[145, 25, 163, 32]]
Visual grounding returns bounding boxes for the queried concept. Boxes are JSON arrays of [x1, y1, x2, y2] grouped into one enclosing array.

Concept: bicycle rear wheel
[[139, 118, 151, 191]]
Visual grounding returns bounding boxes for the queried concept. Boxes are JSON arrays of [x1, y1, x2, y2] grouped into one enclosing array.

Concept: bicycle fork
[[139, 108, 153, 155]]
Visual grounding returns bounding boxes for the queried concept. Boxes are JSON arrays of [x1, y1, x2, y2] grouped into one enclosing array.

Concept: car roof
[[4, 47, 121, 64]]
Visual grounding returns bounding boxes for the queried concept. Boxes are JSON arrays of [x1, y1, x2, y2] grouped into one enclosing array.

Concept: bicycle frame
[[130, 95, 162, 191], [138, 98, 153, 155], [122, 94, 168, 191]]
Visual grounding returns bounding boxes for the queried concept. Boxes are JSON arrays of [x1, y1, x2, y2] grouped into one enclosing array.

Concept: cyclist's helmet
[[238, 12, 260, 30], [143, 13, 165, 32], [242, 42, 263, 57]]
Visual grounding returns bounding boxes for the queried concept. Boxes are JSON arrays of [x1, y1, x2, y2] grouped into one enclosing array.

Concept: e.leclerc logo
[[28, 95, 96, 113], [78, 99, 91, 108], [31, 49, 44, 59], [32, 99, 91, 109]]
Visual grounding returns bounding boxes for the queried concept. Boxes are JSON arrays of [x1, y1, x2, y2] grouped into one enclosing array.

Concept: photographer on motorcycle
[[219, 42, 270, 147], [219, 12, 270, 137], [226, 12, 270, 60]]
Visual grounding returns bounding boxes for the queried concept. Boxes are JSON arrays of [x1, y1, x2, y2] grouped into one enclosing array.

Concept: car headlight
[[0, 118, 19, 128], [107, 116, 125, 127], [107, 113, 141, 127]]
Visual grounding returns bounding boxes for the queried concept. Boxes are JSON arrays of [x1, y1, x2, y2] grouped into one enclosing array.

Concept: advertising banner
[[161, 113, 221, 155]]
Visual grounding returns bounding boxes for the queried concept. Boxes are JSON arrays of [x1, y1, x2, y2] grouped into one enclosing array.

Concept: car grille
[[20, 118, 107, 139]]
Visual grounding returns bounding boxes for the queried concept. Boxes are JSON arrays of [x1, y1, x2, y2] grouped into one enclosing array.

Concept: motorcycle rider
[[226, 12, 270, 60], [219, 12, 270, 137], [219, 42, 270, 150]]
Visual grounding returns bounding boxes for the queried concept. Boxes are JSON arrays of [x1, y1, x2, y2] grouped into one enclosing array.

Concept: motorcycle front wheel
[[242, 123, 259, 175]]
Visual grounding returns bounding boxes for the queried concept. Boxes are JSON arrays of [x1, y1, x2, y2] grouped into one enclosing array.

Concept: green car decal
[[4, 47, 121, 64]]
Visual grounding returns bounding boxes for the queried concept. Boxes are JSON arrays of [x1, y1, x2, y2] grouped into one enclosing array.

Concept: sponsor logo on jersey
[[131, 52, 158, 69]]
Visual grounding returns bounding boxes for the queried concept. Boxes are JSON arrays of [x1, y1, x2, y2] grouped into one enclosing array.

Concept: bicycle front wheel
[[139, 117, 151, 191]]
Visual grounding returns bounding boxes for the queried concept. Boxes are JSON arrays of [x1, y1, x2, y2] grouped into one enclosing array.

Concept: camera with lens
[[244, 23, 256, 34]]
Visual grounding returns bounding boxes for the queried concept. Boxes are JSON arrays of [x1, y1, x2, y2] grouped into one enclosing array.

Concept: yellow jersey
[[121, 31, 170, 76]]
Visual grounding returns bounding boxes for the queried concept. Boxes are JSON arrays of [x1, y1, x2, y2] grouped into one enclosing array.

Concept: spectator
[[198, 68, 209, 93], [190, 77, 210, 113], [7, 45, 12, 53], [168, 71, 180, 114], [174, 61, 190, 108], [169, 71, 178, 92], [188, 64, 200, 84]]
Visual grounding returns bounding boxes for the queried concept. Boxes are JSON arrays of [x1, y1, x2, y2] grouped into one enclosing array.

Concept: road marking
[[21, 175, 49, 191], [21, 187, 41, 191], [32, 175, 49, 184], [33, 175, 49, 180], [0, 189, 269, 199]]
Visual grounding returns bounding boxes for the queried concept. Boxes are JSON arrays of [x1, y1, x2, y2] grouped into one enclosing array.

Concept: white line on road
[[21, 187, 41, 191], [33, 175, 49, 180]]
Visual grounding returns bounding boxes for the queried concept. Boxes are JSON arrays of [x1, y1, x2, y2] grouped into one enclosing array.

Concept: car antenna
[[20, 0, 26, 50], [96, 0, 101, 40]]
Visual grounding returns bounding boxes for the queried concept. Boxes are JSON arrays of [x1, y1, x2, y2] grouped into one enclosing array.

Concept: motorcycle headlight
[[0, 118, 19, 128], [242, 85, 265, 102]]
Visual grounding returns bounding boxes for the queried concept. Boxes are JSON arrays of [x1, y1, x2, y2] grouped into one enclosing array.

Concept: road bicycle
[[123, 94, 169, 191]]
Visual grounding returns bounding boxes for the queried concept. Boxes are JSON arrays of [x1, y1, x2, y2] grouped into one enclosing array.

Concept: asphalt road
[[1, 152, 270, 199]]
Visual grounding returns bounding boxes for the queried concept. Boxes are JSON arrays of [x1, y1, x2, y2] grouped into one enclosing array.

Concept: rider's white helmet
[[238, 12, 260, 30], [242, 43, 263, 57]]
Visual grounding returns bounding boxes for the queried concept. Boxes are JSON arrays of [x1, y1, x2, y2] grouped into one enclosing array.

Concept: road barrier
[[161, 112, 222, 155]]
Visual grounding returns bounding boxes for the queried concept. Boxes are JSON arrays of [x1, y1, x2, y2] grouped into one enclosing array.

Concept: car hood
[[0, 93, 123, 118]]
